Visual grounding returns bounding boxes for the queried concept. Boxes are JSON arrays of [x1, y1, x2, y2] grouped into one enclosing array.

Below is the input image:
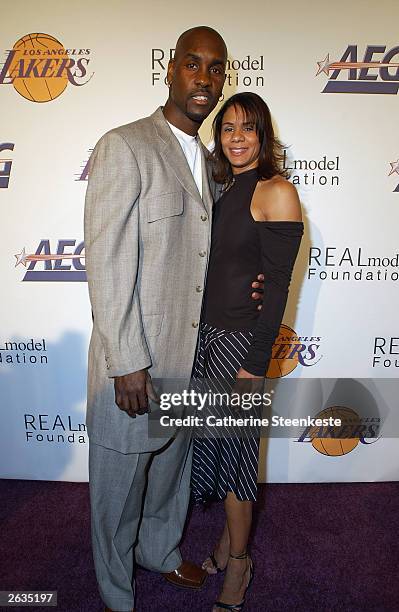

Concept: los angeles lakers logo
[[297, 406, 381, 457], [266, 324, 321, 378], [309, 407, 361, 456], [0, 33, 93, 102]]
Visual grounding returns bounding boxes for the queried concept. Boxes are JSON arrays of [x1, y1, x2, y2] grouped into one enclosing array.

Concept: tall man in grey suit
[[84, 26, 228, 612]]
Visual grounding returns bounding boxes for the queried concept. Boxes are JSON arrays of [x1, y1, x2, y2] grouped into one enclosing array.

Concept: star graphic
[[388, 160, 399, 177], [14, 247, 27, 267], [316, 53, 331, 76]]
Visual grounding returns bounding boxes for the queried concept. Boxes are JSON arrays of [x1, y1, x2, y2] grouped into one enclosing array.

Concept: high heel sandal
[[213, 552, 254, 611], [204, 550, 227, 574]]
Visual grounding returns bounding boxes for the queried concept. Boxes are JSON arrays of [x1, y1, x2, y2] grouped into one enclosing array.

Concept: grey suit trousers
[[89, 429, 192, 611]]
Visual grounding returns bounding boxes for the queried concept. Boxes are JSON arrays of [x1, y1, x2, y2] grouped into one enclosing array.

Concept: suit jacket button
[[196, 285, 203, 293], [199, 250, 206, 257], [192, 321, 199, 328], [201, 214, 208, 221]]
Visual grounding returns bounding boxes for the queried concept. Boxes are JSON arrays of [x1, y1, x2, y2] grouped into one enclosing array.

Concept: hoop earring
[[167, 81, 171, 88], [219, 93, 224, 101]]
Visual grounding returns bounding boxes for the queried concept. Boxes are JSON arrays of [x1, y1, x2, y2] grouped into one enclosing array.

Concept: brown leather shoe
[[162, 560, 207, 589]]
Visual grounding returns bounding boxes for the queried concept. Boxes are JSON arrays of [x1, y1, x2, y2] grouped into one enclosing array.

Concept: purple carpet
[[0, 480, 398, 611]]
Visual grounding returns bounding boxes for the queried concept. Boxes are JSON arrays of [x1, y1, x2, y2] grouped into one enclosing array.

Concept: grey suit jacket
[[84, 107, 216, 453]]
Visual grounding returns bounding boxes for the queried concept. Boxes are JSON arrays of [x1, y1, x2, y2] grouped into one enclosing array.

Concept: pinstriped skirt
[[191, 322, 260, 503]]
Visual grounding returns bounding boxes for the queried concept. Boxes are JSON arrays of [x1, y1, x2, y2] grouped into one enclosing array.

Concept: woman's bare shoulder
[[252, 176, 302, 221]]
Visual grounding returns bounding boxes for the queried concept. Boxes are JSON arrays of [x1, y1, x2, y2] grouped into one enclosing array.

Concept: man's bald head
[[174, 26, 227, 63], [163, 26, 227, 135]]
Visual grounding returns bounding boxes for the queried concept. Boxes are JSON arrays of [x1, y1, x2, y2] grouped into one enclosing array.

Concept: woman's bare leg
[[213, 492, 253, 611]]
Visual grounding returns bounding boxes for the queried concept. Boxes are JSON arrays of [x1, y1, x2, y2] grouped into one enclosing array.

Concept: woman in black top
[[191, 92, 303, 611]]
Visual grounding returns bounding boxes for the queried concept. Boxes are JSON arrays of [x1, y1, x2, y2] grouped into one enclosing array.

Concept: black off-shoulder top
[[201, 168, 303, 376]]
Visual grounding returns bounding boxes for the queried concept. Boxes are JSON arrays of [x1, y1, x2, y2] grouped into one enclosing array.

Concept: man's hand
[[114, 370, 158, 418], [251, 273, 264, 311]]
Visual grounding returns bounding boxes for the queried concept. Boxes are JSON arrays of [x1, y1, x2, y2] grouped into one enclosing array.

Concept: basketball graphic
[[266, 324, 301, 378], [310, 406, 360, 456], [8, 33, 69, 102]]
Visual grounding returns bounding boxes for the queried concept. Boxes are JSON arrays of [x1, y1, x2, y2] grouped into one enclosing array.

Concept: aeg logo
[[317, 44, 399, 94], [15, 240, 86, 281], [0, 142, 14, 188]]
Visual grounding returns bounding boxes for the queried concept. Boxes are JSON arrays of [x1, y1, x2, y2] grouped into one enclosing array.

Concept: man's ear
[[166, 59, 175, 87]]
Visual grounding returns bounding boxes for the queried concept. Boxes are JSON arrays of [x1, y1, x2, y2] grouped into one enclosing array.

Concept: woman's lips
[[229, 148, 248, 156]]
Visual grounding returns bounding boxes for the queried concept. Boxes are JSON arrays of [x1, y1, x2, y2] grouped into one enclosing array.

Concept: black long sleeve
[[241, 221, 304, 376]]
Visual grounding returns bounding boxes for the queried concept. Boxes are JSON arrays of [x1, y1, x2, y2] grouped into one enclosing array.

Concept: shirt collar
[[167, 120, 198, 145]]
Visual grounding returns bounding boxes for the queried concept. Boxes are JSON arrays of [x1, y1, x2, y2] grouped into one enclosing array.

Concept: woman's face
[[220, 104, 261, 174]]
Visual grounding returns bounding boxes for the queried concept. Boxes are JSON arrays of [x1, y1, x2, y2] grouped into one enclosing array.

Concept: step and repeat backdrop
[[1, 0, 398, 482]]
